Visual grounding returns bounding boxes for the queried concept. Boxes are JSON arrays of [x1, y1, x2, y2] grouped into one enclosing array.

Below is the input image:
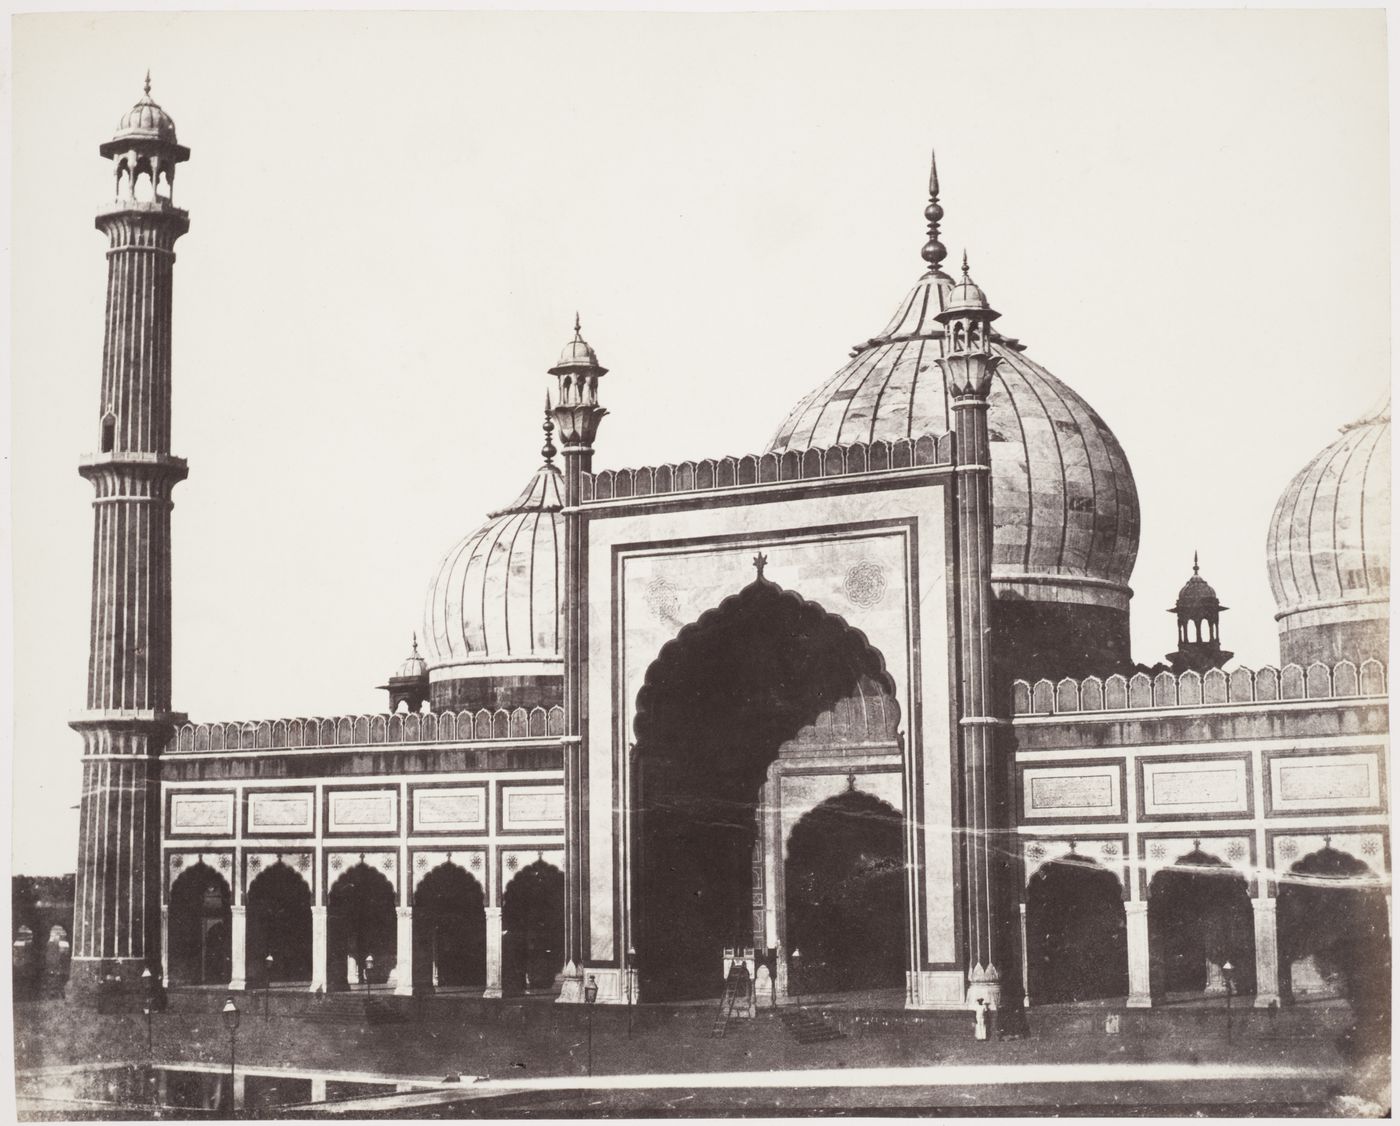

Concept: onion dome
[[379, 635, 429, 713], [769, 153, 1140, 625], [393, 635, 428, 681], [1266, 396, 1390, 664], [420, 409, 565, 686], [113, 72, 178, 144], [552, 314, 605, 374]]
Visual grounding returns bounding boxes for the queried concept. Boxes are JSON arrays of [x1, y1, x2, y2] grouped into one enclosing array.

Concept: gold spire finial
[[920, 147, 948, 276]]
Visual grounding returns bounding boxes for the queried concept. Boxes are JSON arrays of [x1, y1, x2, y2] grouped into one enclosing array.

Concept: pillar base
[[482, 987, 503, 999], [556, 961, 585, 1004], [66, 959, 156, 1008], [964, 964, 1001, 1010], [1254, 993, 1282, 1009], [1127, 993, 1153, 1009]]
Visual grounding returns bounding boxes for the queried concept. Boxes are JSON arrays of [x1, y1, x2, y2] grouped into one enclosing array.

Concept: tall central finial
[[961, 249, 971, 281], [1193, 550, 1200, 576], [144, 69, 152, 97], [920, 148, 949, 276], [541, 393, 557, 465], [573, 311, 582, 336]]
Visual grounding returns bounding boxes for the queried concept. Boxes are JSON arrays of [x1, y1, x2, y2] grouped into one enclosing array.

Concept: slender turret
[[69, 77, 191, 1002]]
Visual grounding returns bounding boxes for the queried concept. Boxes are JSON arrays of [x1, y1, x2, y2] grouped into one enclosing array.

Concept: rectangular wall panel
[[246, 791, 314, 835], [1021, 763, 1122, 821], [1268, 751, 1383, 813], [326, 789, 398, 834], [412, 786, 487, 833], [1140, 757, 1250, 819], [169, 793, 234, 836], [501, 785, 565, 831]]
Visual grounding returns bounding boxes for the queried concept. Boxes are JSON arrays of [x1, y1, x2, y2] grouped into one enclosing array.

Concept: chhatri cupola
[[1165, 553, 1233, 674], [1266, 395, 1390, 665], [768, 152, 1141, 681]]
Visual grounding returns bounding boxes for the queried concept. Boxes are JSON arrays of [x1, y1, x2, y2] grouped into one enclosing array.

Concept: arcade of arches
[[157, 858, 565, 997], [632, 576, 911, 1003], [1022, 844, 1388, 1012]]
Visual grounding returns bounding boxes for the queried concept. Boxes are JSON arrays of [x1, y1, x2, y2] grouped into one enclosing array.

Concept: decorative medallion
[[470, 854, 483, 870], [1026, 843, 1045, 861], [416, 855, 429, 870], [248, 855, 264, 872], [645, 577, 682, 627], [1278, 838, 1297, 859], [844, 561, 887, 608], [1149, 843, 1166, 860], [1226, 841, 1246, 862], [506, 855, 519, 872], [1361, 837, 1380, 857], [1102, 841, 1119, 857]]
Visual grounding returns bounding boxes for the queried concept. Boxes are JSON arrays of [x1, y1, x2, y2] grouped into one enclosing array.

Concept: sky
[[9, 9, 1391, 875]]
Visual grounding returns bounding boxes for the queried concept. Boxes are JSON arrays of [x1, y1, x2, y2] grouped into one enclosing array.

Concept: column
[[309, 907, 327, 993], [310, 1078, 326, 1104], [394, 907, 413, 996], [229, 906, 247, 991], [1252, 896, 1281, 1007], [160, 906, 170, 988], [1125, 901, 1152, 1007], [1018, 904, 1030, 1008], [483, 907, 503, 998]]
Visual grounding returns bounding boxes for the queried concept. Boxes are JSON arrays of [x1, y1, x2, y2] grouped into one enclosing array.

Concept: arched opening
[[101, 414, 115, 453], [133, 158, 155, 203], [326, 863, 396, 991], [168, 864, 232, 986], [1025, 856, 1127, 1004], [633, 574, 897, 1002], [784, 789, 905, 995], [1148, 850, 1254, 1001], [1278, 847, 1390, 1035], [412, 863, 486, 991], [246, 864, 313, 986], [502, 860, 564, 995]]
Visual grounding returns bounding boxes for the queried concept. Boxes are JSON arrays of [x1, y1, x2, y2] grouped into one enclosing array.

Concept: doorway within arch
[[326, 864, 396, 991], [1277, 847, 1390, 1025], [1147, 850, 1254, 1000], [168, 863, 232, 986], [1025, 856, 1127, 1004], [632, 573, 899, 1002], [785, 789, 906, 994], [246, 864, 313, 986], [502, 861, 564, 994], [412, 864, 486, 990]]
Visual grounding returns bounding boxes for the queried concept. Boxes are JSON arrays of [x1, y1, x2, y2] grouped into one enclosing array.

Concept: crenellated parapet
[[583, 433, 954, 503], [167, 705, 567, 755], [1011, 658, 1387, 717]]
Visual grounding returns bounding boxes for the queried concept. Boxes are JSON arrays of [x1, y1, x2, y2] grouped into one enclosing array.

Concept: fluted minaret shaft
[[70, 86, 190, 1002]]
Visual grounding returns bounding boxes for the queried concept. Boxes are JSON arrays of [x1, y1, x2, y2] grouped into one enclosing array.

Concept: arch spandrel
[[1022, 839, 1129, 898], [1143, 836, 1256, 897], [327, 851, 399, 897], [411, 850, 488, 899], [243, 852, 313, 898], [619, 536, 920, 757], [165, 851, 233, 903]]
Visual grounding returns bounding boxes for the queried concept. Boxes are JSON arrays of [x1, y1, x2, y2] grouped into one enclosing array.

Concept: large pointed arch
[[246, 862, 313, 986], [412, 862, 486, 990], [168, 863, 232, 986], [326, 863, 397, 991], [631, 573, 904, 1002]]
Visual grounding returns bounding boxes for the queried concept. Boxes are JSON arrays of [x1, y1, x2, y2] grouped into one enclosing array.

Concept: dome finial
[[411, 631, 419, 657], [961, 249, 970, 280], [144, 70, 151, 97], [920, 147, 949, 276], [541, 393, 557, 465], [574, 311, 582, 336], [1193, 550, 1200, 576]]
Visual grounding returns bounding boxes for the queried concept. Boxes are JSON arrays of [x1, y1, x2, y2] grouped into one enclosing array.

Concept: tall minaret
[[936, 253, 1012, 1012], [548, 316, 608, 1003], [69, 77, 191, 1002]]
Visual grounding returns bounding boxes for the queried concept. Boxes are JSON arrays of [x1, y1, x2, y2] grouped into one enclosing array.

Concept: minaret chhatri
[[69, 76, 191, 1002], [548, 316, 608, 1003]]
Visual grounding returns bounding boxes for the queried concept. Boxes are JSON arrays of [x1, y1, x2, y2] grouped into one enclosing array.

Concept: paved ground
[[13, 997, 1390, 1117]]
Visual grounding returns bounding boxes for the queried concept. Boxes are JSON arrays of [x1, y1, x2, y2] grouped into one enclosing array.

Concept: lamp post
[[364, 953, 374, 1000], [626, 946, 636, 1040], [790, 948, 801, 997], [1222, 960, 1234, 1044], [584, 975, 599, 1077], [264, 953, 274, 1023], [221, 997, 241, 1115]]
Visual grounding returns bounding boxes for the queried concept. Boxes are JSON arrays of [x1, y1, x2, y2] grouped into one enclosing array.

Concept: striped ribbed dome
[[770, 270, 1140, 610], [1266, 397, 1390, 658], [113, 77, 178, 145], [421, 464, 563, 669]]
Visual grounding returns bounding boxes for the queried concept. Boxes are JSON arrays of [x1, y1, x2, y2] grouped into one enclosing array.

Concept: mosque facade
[[69, 85, 1391, 1017]]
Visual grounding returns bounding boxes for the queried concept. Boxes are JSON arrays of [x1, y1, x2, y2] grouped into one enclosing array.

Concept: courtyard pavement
[[12, 995, 1390, 1117]]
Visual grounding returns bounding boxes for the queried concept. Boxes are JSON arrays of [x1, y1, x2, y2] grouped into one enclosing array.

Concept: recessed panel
[[501, 785, 565, 831], [1021, 763, 1121, 820], [169, 793, 234, 836], [412, 786, 487, 833], [1269, 752, 1383, 813], [246, 791, 314, 835], [1141, 758, 1250, 819], [327, 789, 398, 834]]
